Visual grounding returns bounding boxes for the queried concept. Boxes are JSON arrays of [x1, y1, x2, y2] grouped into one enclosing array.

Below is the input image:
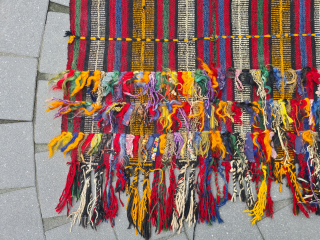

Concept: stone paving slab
[[185, 201, 263, 240], [0, 0, 49, 57], [0, 187, 45, 240], [35, 151, 75, 218], [0, 56, 37, 121], [257, 204, 320, 240], [51, 0, 70, 6], [0, 122, 35, 189], [45, 222, 117, 240], [39, 12, 69, 74], [35, 80, 62, 144]]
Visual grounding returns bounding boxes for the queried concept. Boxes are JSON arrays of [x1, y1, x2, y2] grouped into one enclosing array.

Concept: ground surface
[[0, 1, 319, 239]]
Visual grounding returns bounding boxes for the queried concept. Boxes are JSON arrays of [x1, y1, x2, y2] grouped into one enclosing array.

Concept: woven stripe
[[88, 0, 106, 71], [315, 0, 320, 68], [271, 0, 291, 72], [231, 0, 250, 69], [144, 0, 155, 71], [177, 0, 196, 71], [71, 0, 81, 70]]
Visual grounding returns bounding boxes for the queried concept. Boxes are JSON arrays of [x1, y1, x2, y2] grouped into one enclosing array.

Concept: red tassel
[[121, 72, 134, 94], [52, 70, 75, 90], [306, 67, 320, 98], [285, 168, 309, 218], [81, 134, 94, 153], [55, 159, 78, 215], [165, 163, 176, 230], [265, 170, 274, 218]]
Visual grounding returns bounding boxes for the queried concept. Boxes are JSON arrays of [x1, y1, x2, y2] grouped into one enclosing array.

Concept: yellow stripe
[[140, 0, 146, 71], [70, 33, 320, 42]]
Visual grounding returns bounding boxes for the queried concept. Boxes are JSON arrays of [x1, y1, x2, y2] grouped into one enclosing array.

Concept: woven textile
[[46, 0, 320, 239]]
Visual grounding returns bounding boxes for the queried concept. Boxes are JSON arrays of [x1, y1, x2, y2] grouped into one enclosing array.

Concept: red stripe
[[304, 0, 313, 67], [263, 0, 270, 66], [168, 0, 175, 70], [120, 0, 128, 72], [107, 0, 116, 71], [208, 0, 214, 64], [77, 0, 88, 71], [251, 0, 259, 69], [294, 1, 301, 69], [197, 0, 204, 62], [224, 0, 232, 69], [67, 0, 76, 70], [156, 0, 163, 71], [215, 0, 220, 67]]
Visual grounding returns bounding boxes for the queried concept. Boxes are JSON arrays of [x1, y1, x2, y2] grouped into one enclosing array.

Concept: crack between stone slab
[[255, 224, 266, 240], [43, 215, 70, 232], [35, 143, 50, 154], [49, 1, 70, 14], [0, 52, 38, 59], [258, 198, 293, 221], [0, 186, 34, 195], [37, 71, 58, 81], [0, 119, 31, 124], [34, 3, 50, 239], [112, 227, 120, 240]]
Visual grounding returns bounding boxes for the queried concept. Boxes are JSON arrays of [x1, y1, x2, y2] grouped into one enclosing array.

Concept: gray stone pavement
[[0, 1, 318, 239]]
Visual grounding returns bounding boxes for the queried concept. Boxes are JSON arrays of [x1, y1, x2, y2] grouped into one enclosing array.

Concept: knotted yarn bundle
[[46, 0, 320, 239]]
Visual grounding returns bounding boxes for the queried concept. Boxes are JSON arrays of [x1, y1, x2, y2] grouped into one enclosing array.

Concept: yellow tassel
[[87, 133, 102, 155], [70, 71, 90, 96], [68, 35, 75, 44], [51, 132, 73, 157], [199, 131, 210, 157], [48, 132, 67, 158], [63, 132, 84, 156], [244, 164, 268, 224], [216, 101, 227, 122], [86, 70, 101, 92], [138, 173, 151, 233], [210, 131, 226, 158], [304, 98, 311, 118], [158, 105, 169, 131], [126, 168, 140, 235], [181, 71, 195, 97], [159, 134, 167, 155], [78, 102, 102, 115], [264, 130, 272, 163], [198, 58, 219, 89]]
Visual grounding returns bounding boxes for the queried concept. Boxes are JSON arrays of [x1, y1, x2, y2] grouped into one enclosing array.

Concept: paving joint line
[[0, 186, 34, 195], [32, 2, 52, 239], [49, 1, 70, 14], [0, 119, 31, 124]]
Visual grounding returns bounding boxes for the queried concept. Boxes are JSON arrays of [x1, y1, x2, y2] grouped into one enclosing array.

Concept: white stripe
[[231, 0, 250, 69], [314, 0, 320, 68], [177, 0, 196, 71]]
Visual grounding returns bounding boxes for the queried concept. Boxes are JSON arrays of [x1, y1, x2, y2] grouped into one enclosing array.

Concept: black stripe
[[84, 0, 92, 71], [103, 0, 110, 72], [127, 0, 133, 71]]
